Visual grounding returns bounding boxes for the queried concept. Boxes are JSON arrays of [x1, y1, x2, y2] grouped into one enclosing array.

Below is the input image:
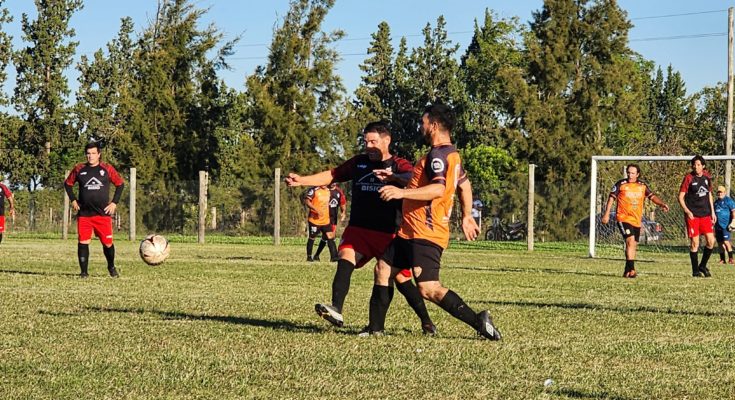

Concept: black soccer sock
[[367, 285, 393, 332], [729, 251, 733, 261], [314, 239, 326, 258], [720, 250, 727, 262], [396, 280, 433, 326], [103, 244, 115, 269], [327, 239, 337, 260], [690, 251, 699, 275], [306, 238, 315, 257], [625, 259, 634, 272], [78, 243, 90, 274], [0, 233, 3, 244], [700, 247, 713, 268], [331, 259, 355, 313], [438, 290, 479, 329]]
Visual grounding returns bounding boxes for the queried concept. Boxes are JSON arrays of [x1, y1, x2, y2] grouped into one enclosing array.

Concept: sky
[[1, 0, 733, 97]]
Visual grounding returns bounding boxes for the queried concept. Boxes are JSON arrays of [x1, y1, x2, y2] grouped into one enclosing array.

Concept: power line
[[630, 9, 727, 21], [630, 32, 726, 42]]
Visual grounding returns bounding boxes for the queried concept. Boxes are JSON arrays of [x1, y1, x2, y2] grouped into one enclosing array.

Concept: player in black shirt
[[0, 183, 15, 244], [678, 155, 716, 277], [64, 142, 125, 278]]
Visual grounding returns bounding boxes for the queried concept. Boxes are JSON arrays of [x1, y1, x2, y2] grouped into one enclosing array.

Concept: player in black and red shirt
[[678, 155, 716, 277], [64, 142, 125, 278], [313, 182, 346, 261], [0, 182, 16, 244], [286, 121, 436, 334]]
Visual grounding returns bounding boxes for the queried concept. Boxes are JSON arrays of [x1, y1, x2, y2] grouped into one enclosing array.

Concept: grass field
[[2, 237, 735, 399]]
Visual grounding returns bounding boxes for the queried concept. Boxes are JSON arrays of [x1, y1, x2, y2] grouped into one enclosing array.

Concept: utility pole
[[726, 7, 734, 192]]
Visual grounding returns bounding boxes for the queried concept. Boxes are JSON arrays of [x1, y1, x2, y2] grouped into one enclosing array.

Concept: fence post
[[210, 207, 217, 230], [129, 167, 136, 241], [198, 171, 208, 244], [527, 164, 535, 252], [274, 168, 281, 246], [62, 170, 70, 240]]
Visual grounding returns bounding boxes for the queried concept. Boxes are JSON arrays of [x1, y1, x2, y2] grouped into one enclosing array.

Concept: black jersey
[[331, 154, 413, 233], [328, 186, 346, 225], [0, 183, 11, 216], [679, 171, 713, 217], [64, 162, 125, 217]]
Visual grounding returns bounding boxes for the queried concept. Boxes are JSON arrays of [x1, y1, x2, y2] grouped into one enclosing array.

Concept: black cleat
[[421, 323, 437, 336], [330, 257, 339, 262], [700, 266, 712, 277], [314, 303, 344, 327], [306, 255, 314, 262], [79, 272, 89, 279], [476, 310, 502, 340], [313, 255, 320, 262], [357, 326, 384, 337], [108, 267, 119, 278], [693, 272, 704, 278]]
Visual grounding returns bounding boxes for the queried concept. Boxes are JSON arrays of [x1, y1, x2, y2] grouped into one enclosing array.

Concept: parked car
[[577, 212, 663, 243]]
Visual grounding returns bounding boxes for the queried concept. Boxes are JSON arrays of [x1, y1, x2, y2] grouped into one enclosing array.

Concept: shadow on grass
[[481, 299, 735, 318], [452, 266, 623, 278], [553, 387, 632, 400], [84, 306, 326, 333], [0, 268, 78, 277]]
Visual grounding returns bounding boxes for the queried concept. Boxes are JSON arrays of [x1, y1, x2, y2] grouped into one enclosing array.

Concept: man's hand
[[685, 210, 694, 220], [104, 202, 117, 215], [340, 214, 346, 222], [379, 185, 404, 201], [71, 200, 80, 212], [660, 203, 670, 212], [285, 173, 302, 187], [601, 214, 609, 225], [373, 169, 393, 183], [8, 207, 14, 217], [462, 215, 480, 241], [712, 214, 717, 225], [729, 221, 735, 232]]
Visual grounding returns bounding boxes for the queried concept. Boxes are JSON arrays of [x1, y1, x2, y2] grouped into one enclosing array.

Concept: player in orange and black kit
[[0, 183, 16, 244], [304, 185, 334, 262], [314, 183, 346, 261], [64, 142, 125, 278], [678, 155, 717, 277], [286, 121, 437, 335], [601, 164, 669, 278], [366, 104, 501, 340]]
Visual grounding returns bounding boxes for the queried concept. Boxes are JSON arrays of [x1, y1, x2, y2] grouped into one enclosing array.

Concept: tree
[[12, 0, 83, 190], [0, 0, 14, 176]]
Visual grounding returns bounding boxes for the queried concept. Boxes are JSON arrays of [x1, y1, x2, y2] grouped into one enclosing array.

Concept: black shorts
[[380, 236, 443, 282], [308, 222, 331, 238], [617, 222, 640, 242]]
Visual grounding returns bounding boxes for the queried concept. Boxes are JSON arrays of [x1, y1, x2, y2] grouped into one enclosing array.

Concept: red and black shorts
[[0, 215, 5, 233], [78, 215, 114, 245], [686, 216, 714, 238], [308, 222, 331, 239], [380, 236, 443, 283], [338, 226, 411, 277]]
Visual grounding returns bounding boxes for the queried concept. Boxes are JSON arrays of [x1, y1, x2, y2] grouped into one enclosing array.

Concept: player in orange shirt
[[601, 164, 669, 278], [363, 104, 501, 340], [304, 185, 334, 262]]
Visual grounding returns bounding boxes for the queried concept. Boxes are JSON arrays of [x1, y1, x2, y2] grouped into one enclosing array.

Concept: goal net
[[588, 155, 735, 258]]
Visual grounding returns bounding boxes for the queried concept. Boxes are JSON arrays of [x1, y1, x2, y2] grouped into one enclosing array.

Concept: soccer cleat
[[306, 255, 313, 262], [313, 255, 320, 262], [314, 303, 344, 327], [357, 326, 384, 337], [476, 310, 502, 340], [718, 259, 726, 264], [729, 259, 734, 265], [108, 267, 119, 278], [627, 269, 637, 278], [79, 272, 89, 279], [330, 257, 339, 262], [700, 266, 712, 278], [421, 323, 437, 336], [693, 272, 704, 278]]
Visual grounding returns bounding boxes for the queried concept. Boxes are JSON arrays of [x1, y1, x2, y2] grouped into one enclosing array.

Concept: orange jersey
[[609, 179, 654, 228], [305, 186, 331, 225], [398, 145, 467, 249]]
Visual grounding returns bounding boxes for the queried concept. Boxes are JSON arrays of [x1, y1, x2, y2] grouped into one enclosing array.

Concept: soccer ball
[[139, 234, 170, 266]]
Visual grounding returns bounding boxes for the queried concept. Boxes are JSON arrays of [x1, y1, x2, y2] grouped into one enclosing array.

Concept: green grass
[[1, 238, 735, 399]]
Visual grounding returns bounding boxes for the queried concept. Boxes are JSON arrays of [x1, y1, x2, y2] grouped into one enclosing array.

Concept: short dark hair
[[691, 155, 705, 167], [85, 141, 101, 152], [423, 103, 456, 132], [363, 120, 391, 137]]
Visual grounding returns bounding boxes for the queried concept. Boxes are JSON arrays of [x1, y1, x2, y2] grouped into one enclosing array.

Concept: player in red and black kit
[[314, 182, 346, 261], [64, 142, 125, 278], [678, 155, 716, 277], [0, 182, 16, 244], [286, 121, 437, 334]]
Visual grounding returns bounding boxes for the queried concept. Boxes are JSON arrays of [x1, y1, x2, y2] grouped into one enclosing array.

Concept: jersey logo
[[84, 177, 103, 190], [80, 171, 87, 175], [329, 199, 339, 207], [431, 158, 445, 173], [357, 164, 367, 169], [100, 170, 106, 176], [697, 186, 708, 197]]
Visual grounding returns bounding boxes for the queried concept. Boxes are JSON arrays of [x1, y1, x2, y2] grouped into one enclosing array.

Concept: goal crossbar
[[589, 155, 735, 258]]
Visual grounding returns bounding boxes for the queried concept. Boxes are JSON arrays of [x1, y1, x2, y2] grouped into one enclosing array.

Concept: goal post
[[589, 155, 735, 258]]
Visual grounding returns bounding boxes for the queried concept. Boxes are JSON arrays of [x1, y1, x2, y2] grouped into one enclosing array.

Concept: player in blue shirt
[[713, 185, 735, 264]]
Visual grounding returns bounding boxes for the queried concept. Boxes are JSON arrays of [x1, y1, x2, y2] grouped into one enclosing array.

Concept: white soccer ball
[[139, 234, 170, 266]]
